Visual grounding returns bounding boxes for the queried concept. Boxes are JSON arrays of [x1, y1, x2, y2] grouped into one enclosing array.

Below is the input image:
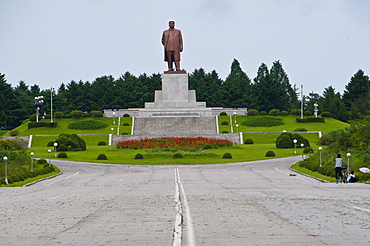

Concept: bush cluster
[[90, 110, 103, 118], [268, 109, 280, 116], [55, 133, 86, 151], [276, 132, 310, 149], [0, 166, 56, 185], [68, 120, 108, 130], [70, 110, 83, 119], [247, 109, 258, 116], [54, 111, 64, 119], [0, 139, 25, 150]]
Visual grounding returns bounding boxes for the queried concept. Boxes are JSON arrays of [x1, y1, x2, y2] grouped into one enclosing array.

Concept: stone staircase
[[133, 117, 217, 137]]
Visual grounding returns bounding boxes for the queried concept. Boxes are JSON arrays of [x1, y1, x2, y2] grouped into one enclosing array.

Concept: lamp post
[[236, 124, 239, 133], [111, 127, 114, 135], [54, 142, 58, 157], [30, 152, 34, 172], [34, 96, 44, 122], [318, 147, 322, 167], [3, 156, 8, 185], [50, 88, 54, 123], [301, 143, 305, 160], [346, 152, 351, 173], [314, 103, 318, 118], [113, 112, 116, 124], [48, 149, 51, 166], [293, 139, 297, 154], [233, 110, 237, 124]]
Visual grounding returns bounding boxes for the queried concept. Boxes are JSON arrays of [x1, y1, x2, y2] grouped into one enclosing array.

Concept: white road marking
[[50, 196, 60, 199], [353, 206, 370, 213], [275, 167, 309, 183], [45, 172, 79, 187], [173, 168, 182, 246]]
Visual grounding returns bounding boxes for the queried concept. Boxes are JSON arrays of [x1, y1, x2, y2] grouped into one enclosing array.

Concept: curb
[[23, 171, 64, 187]]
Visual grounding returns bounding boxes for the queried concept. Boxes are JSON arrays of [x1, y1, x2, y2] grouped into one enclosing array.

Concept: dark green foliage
[[134, 153, 144, 159], [304, 111, 312, 116], [37, 159, 48, 165], [123, 114, 130, 117], [244, 139, 254, 144], [54, 111, 64, 119], [303, 147, 313, 154], [97, 141, 107, 146], [55, 133, 86, 151], [259, 111, 267, 115], [29, 114, 37, 122], [68, 120, 108, 130], [57, 153, 68, 158], [122, 123, 130, 126], [90, 110, 103, 118], [70, 110, 83, 119], [291, 109, 301, 116], [296, 117, 325, 123], [97, 153, 107, 160], [293, 128, 307, 131], [221, 121, 228, 125], [268, 109, 280, 116], [121, 132, 129, 135], [9, 130, 19, 136], [321, 111, 332, 117], [28, 122, 58, 129], [222, 131, 229, 133], [220, 112, 227, 116], [203, 144, 213, 149], [276, 132, 310, 149], [222, 153, 232, 159], [173, 153, 183, 158], [280, 111, 289, 116], [47, 141, 54, 147], [265, 151, 276, 157], [247, 109, 258, 116], [241, 116, 284, 127]]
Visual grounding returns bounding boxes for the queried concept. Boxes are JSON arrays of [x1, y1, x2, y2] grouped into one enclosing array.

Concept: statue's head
[[168, 21, 175, 29]]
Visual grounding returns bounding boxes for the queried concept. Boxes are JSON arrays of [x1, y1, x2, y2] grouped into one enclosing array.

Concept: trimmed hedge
[[265, 151, 276, 157], [296, 117, 325, 123], [28, 122, 58, 129], [57, 153, 68, 158], [220, 112, 227, 116], [134, 153, 144, 159], [221, 121, 229, 125], [244, 139, 254, 144], [68, 120, 108, 130], [97, 154, 107, 160], [97, 141, 107, 146], [222, 153, 232, 159], [173, 153, 183, 158]]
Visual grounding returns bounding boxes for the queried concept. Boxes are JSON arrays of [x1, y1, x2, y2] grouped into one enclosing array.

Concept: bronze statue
[[162, 21, 183, 71]]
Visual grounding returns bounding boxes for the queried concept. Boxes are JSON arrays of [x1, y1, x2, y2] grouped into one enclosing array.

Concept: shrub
[[304, 111, 312, 116], [9, 130, 19, 136], [291, 109, 301, 116], [90, 110, 103, 118], [68, 120, 108, 130], [265, 151, 276, 157], [29, 114, 37, 122], [203, 144, 213, 149], [219, 112, 227, 116], [303, 147, 313, 154], [97, 154, 107, 160], [47, 141, 55, 147], [293, 128, 307, 132], [241, 116, 284, 127], [268, 109, 280, 116], [57, 153, 68, 158], [244, 139, 254, 144], [54, 111, 64, 119], [173, 153, 183, 158], [222, 131, 229, 134], [280, 111, 289, 116], [122, 123, 130, 126], [276, 132, 310, 149], [221, 121, 228, 125], [97, 141, 107, 146], [121, 132, 129, 135], [70, 110, 83, 119], [319, 134, 336, 145], [134, 153, 144, 159], [55, 133, 86, 151], [222, 153, 232, 159], [276, 134, 292, 148], [259, 111, 267, 115], [123, 113, 130, 117], [37, 159, 48, 165], [247, 109, 258, 116], [321, 111, 332, 117], [64, 114, 71, 118]]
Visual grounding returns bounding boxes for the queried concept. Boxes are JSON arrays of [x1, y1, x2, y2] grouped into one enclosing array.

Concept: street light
[[48, 149, 51, 166], [293, 139, 297, 154], [233, 110, 237, 124], [236, 124, 239, 133], [301, 143, 305, 160], [54, 142, 58, 157], [318, 147, 322, 167], [111, 127, 114, 135], [34, 96, 44, 122], [113, 112, 116, 124], [30, 152, 34, 172], [3, 156, 8, 185], [347, 152, 351, 173], [50, 88, 54, 123]]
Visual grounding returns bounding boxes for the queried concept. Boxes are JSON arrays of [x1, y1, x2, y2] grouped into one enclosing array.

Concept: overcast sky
[[1, 0, 369, 96]]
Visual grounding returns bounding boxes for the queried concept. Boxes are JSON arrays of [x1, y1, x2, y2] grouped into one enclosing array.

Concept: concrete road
[[1, 156, 369, 246]]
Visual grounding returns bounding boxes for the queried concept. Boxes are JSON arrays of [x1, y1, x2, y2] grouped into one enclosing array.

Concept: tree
[[320, 86, 347, 121], [0, 73, 17, 128]]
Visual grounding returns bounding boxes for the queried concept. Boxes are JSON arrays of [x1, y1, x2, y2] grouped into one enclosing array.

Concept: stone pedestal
[[145, 73, 206, 108]]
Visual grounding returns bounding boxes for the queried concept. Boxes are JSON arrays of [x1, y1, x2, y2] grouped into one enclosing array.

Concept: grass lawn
[[290, 162, 336, 182]]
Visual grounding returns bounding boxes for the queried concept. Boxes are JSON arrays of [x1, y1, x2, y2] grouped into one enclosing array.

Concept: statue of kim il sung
[[161, 20, 183, 71]]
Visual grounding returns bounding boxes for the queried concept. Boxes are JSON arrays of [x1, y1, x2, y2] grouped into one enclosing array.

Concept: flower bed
[[117, 137, 232, 150]]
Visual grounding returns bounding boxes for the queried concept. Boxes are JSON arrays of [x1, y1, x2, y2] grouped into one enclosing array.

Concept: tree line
[[1, 59, 369, 129]]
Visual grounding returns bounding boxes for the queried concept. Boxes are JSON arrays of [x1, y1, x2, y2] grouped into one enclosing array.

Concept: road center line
[[45, 172, 79, 187], [353, 206, 370, 213]]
